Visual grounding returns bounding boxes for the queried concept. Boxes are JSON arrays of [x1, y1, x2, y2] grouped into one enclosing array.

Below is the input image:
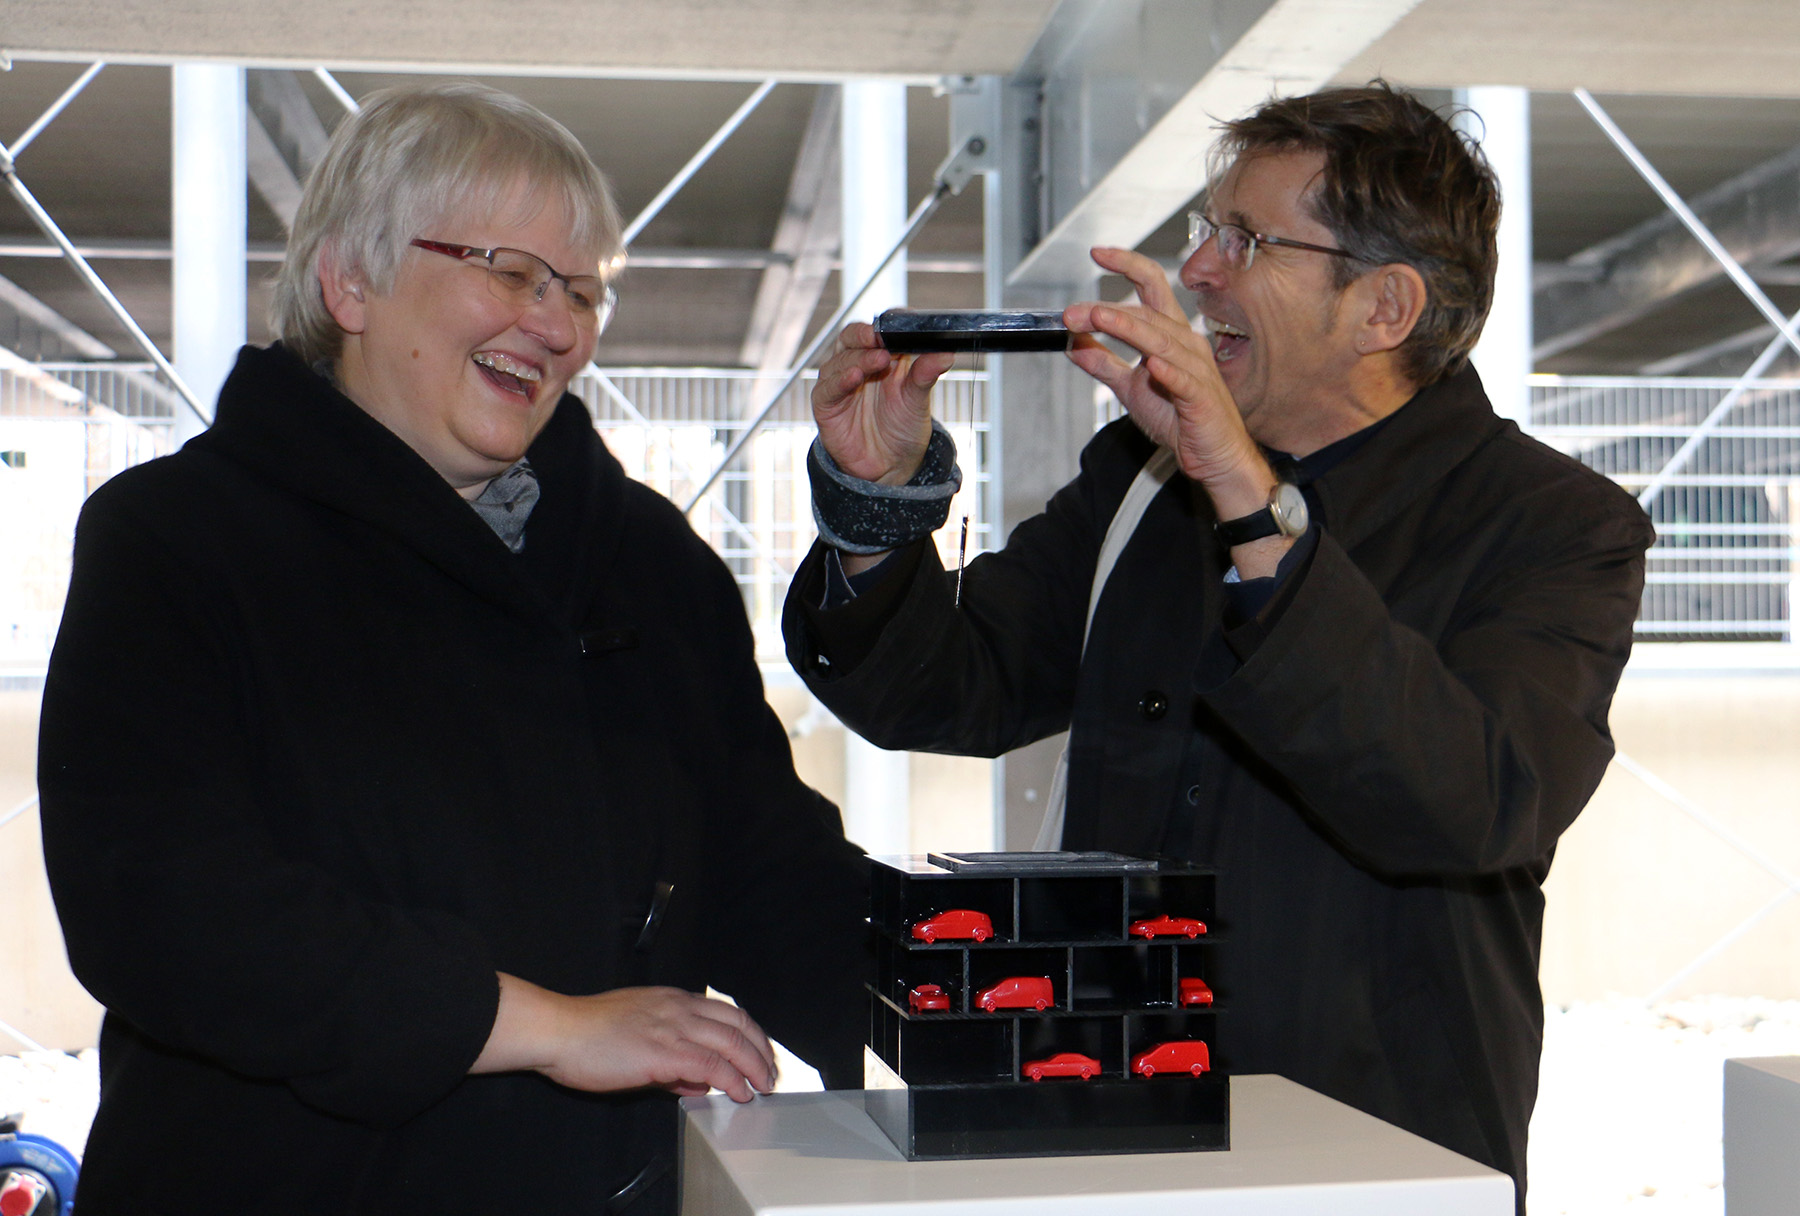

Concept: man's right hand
[[812, 322, 956, 486]]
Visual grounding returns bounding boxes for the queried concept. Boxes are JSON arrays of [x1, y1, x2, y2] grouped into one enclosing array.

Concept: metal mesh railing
[[0, 362, 992, 671], [1529, 375, 1800, 641], [9, 363, 1797, 662], [1, 361, 176, 677], [571, 367, 992, 659]]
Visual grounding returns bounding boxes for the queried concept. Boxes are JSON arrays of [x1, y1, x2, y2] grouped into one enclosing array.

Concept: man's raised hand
[[811, 321, 956, 485], [1063, 246, 1264, 492]]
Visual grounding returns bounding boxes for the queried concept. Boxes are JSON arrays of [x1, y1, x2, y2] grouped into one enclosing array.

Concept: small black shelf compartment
[[866, 852, 1224, 1160]]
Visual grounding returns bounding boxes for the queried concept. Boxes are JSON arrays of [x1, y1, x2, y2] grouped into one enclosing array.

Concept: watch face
[[1271, 482, 1309, 537]]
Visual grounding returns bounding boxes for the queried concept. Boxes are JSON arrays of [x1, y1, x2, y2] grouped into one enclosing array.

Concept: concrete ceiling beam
[[0, 271, 115, 360], [1004, 0, 1424, 288], [739, 86, 840, 374], [245, 116, 302, 229], [244, 70, 332, 230], [1638, 324, 1768, 376], [1338, 0, 1800, 98], [1535, 141, 1800, 361], [1, 0, 1061, 80]]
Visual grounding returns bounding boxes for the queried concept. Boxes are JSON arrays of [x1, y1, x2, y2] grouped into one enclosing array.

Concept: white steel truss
[[1573, 88, 1800, 999], [1, 61, 210, 426]]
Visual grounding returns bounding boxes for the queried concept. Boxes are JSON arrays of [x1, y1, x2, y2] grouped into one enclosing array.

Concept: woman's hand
[[473, 974, 779, 1102], [811, 322, 956, 485]]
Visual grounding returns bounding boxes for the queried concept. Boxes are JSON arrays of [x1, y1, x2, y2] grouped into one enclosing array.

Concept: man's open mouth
[[1205, 319, 1250, 363]]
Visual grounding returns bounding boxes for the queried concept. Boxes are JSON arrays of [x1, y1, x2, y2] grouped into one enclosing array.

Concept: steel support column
[[946, 74, 1100, 848], [1455, 87, 1532, 425], [171, 63, 247, 445], [838, 79, 910, 857]]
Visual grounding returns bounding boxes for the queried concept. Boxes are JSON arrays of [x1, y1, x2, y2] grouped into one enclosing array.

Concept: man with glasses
[[784, 82, 1651, 1209]]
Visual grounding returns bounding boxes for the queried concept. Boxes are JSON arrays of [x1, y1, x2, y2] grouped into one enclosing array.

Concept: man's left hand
[[1064, 247, 1268, 491], [1065, 246, 1292, 575]]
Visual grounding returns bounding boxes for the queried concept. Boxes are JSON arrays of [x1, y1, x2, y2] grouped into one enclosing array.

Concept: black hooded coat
[[40, 343, 867, 1215]]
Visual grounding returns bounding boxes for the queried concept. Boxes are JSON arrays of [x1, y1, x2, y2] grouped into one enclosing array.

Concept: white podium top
[[1724, 1056, 1800, 1216], [680, 1074, 1513, 1216]]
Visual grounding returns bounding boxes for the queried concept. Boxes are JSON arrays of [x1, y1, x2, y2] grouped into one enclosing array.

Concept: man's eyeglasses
[[1184, 211, 1361, 272], [410, 239, 617, 333]]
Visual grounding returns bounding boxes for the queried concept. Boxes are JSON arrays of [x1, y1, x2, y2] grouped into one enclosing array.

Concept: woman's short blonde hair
[[271, 81, 624, 364]]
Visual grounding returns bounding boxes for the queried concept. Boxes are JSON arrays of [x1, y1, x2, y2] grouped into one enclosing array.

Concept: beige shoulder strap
[[1032, 447, 1180, 850]]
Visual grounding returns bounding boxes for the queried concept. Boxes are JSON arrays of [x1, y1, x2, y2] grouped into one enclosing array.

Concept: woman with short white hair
[[39, 82, 865, 1215]]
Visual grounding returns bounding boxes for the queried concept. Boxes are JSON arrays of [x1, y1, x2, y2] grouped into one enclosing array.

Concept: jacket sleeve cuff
[[284, 910, 499, 1125], [1221, 524, 1321, 660], [809, 423, 962, 554], [790, 540, 929, 677]]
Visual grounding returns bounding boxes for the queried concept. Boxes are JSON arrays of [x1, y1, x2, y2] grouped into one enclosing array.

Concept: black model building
[[865, 851, 1226, 1159]]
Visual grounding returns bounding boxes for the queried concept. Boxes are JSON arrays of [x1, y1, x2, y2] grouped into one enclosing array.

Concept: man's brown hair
[[1213, 81, 1501, 387]]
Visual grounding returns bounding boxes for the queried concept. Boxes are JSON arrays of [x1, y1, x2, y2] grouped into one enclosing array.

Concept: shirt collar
[[1267, 410, 1398, 488]]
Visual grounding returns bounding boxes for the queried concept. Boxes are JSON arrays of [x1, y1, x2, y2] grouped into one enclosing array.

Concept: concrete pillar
[[1455, 87, 1532, 427], [991, 296, 1096, 850], [171, 63, 247, 446], [987, 81, 1099, 849], [838, 79, 911, 855], [840, 80, 908, 324]]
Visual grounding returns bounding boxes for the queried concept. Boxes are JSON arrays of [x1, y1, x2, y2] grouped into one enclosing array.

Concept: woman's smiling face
[[326, 184, 604, 497]]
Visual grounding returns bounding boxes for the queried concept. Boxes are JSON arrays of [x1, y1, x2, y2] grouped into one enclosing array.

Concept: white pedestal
[[680, 1073, 1513, 1215], [1724, 1056, 1800, 1215]]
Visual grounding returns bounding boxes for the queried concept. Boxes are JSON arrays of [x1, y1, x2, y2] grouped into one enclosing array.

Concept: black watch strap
[[1215, 506, 1280, 547], [1214, 482, 1308, 547]]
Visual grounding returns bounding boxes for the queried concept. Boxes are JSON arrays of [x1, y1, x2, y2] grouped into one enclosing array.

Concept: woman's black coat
[[39, 344, 867, 1214]]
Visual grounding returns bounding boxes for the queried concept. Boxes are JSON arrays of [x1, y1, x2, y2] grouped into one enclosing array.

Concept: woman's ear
[[1355, 263, 1427, 356], [318, 244, 369, 334]]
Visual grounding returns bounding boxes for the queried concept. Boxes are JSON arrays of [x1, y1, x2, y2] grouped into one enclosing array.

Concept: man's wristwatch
[[1214, 482, 1309, 547]]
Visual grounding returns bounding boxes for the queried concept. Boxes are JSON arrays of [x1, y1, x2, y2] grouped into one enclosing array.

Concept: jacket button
[[1140, 691, 1168, 721], [1186, 784, 1203, 806]]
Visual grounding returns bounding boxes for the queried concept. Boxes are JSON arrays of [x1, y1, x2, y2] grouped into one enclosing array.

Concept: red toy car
[[911, 908, 994, 943], [974, 975, 1053, 1011], [1129, 913, 1207, 939], [908, 984, 950, 1013], [1178, 977, 1215, 1007], [1132, 1039, 1211, 1077], [1022, 1051, 1100, 1081]]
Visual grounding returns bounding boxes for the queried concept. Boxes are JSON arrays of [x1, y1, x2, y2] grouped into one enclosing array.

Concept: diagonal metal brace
[[9, 61, 105, 160], [0, 138, 210, 428], [680, 176, 957, 514], [1635, 303, 1800, 511], [1575, 89, 1800, 366], [622, 80, 777, 247]]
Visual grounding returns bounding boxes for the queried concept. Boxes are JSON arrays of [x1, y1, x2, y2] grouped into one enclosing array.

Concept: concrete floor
[[1541, 675, 1800, 1004], [0, 690, 101, 1053]]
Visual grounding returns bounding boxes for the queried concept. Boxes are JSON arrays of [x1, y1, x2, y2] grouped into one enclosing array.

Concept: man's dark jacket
[[785, 366, 1652, 1198], [39, 344, 867, 1215]]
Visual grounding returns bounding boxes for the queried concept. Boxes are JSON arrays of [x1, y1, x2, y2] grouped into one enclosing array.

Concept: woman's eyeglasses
[[1184, 211, 1361, 272], [410, 239, 617, 333]]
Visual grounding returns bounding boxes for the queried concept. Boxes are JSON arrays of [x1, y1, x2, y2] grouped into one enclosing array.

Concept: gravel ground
[[1529, 995, 1800, 1214], [5, 996, 1798, 1212], [0, 1047, 96, 1157]]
